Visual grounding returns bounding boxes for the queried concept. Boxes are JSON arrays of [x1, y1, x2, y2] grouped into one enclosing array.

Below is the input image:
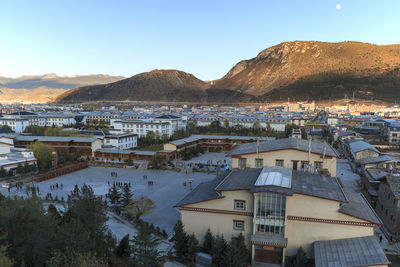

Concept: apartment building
[[103, 133, 138, 149], [111, 120, 170, 137]]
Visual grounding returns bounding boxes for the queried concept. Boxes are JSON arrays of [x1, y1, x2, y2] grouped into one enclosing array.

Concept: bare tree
[[126, 196, 156, 221]]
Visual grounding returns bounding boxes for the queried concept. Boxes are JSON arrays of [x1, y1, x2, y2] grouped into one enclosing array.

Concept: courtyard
[[0, 166, 216, 237]]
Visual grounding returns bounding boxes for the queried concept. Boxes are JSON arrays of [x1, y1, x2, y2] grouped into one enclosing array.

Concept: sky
[[0, 0, 399, 80]]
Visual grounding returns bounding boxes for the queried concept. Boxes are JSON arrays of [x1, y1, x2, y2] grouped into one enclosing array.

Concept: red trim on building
[[178, 206, 253, 217], [287, 215, 375, 227]]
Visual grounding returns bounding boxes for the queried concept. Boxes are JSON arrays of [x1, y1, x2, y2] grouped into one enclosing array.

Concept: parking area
[[0, 166, 215, 235]]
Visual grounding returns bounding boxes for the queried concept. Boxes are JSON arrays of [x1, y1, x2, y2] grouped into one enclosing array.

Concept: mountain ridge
[[54, 41, 400, 103]]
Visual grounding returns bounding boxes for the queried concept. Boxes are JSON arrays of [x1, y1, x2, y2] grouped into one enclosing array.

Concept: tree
[[120, 184, 133, 208], [115, 234, 131, 258], [202, 228, 214, 253], [0, 167, 6, 178], [172, 220, 189, 260], [212, 234, 228, 267], [63, 184, 111, 257], [125, 196, 156, 221], [226, 233, 250, 267], [187, 233, 199, 265], [107, 183, 121, 206], [132, 225, 163, 267], [29, 141, 56, 171], [0, 245, 13, 267], [46, 251, 108, 267], [286, 246, 311, 267], [1, 125, 11, 132], [150, 155, 164, 169]]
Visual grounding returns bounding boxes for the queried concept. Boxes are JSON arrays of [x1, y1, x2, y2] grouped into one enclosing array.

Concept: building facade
[[176, 167, 384, 266]]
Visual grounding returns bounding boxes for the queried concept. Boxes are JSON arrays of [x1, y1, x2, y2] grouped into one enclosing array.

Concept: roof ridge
[[214, 170, 233, 191]]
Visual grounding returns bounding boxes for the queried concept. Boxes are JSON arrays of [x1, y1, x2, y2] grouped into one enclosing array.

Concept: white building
[[152, 114, 187, 137], [0, 111, 77, 132], [0, 137, 37, 172], [103, 133, 138, 149], [387, 124, 400, 145], [110, 120, 171, 137]]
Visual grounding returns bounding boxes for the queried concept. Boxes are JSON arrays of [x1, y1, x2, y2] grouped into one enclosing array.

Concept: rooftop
[[169, 135, 274, 146], [254, 167, 292, 188], [314, 236, 389, 267], [227, 138, 338, 157]]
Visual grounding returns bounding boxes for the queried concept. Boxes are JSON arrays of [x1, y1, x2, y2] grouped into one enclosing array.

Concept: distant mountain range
[[0, 74, 125, 90], [33, 41, 400, 103], [0, 74, 124, 103]]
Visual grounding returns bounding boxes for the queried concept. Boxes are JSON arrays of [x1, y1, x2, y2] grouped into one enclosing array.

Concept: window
[[233, 220, 244, 231], [315, 162, 323, 169], [255, 158, 263, 168], [234, 200, 246, 210], [238, 158, 247, 169], [275, 160, 284, 167], [256, 192, 286, 236]]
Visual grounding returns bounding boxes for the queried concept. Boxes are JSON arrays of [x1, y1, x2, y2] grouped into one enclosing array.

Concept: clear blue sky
[[0, 0, 399, 80]]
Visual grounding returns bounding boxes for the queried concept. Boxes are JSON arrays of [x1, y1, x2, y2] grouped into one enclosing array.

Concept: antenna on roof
[[256, 137, 260, 159], [308, 137, 311, 164]]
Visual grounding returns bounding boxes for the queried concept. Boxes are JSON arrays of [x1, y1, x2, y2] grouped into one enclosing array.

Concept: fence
[[35, 162, 89, 182]]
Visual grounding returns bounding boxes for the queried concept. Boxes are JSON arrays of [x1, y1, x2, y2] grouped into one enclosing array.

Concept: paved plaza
[[0, 166, 216, 236]]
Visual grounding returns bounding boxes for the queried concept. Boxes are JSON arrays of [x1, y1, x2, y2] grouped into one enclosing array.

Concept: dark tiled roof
[[292, 171, 348, 202], [251, 233, 288, 247], [349, 140, 379, 154], [386, 176, 400, 199], [215, 168, 262, 191], [175, 171, 230, 207], [314, 236, 389, 267], [8, 111, 36, 116], [227, 138, 337, 157], [156, 114, 181, 119], [339, 191, 382, 224], [359, 155, 393, 165]]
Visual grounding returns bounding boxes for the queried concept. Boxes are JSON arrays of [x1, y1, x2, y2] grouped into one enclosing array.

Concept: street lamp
[[52, 151, 57, 170]]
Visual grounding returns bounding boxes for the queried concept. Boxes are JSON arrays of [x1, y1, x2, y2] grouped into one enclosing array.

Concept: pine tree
[[226, 233, 250, 267], [120, 184, 133, 207], [107, 183, 121, 206], [202, 228, 214, 253], [212, 234, 228, 267], [172, 220, 189, 260], [116, 234, 131, 258], [132, 225, 163, 267], [187, 233, 199, 265]]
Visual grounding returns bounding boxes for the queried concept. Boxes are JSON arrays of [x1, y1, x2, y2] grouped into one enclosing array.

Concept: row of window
[[238, 158, 323, 169]]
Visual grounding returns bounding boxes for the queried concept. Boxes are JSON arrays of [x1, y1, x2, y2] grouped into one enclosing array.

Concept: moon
[[336, 4, 341, 10]]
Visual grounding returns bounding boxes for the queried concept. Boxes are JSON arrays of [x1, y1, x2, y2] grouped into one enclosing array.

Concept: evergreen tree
[[116, 234, 131, 258], [289, 246, 310, 267], [226, 233, 250, 267], [120, 184, 133, 207], [107, 183, 121, 206], [16, 164, 24, 174], [47, 203, 61, 221], [0, 167, 6, 177], [187, 233, 199, 265], [132, 225, 163, 267], [202, 228, 214, 253], [212, 234, 228, 267], [172, 220, 189, 260]]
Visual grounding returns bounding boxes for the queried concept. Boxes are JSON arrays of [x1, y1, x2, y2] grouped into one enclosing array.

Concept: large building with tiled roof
[[227, 138, 338, 176], [175, 167, 386, 266]]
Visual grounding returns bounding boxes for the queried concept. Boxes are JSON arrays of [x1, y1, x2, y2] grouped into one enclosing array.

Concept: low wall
[[35, 162, 89, 182]]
